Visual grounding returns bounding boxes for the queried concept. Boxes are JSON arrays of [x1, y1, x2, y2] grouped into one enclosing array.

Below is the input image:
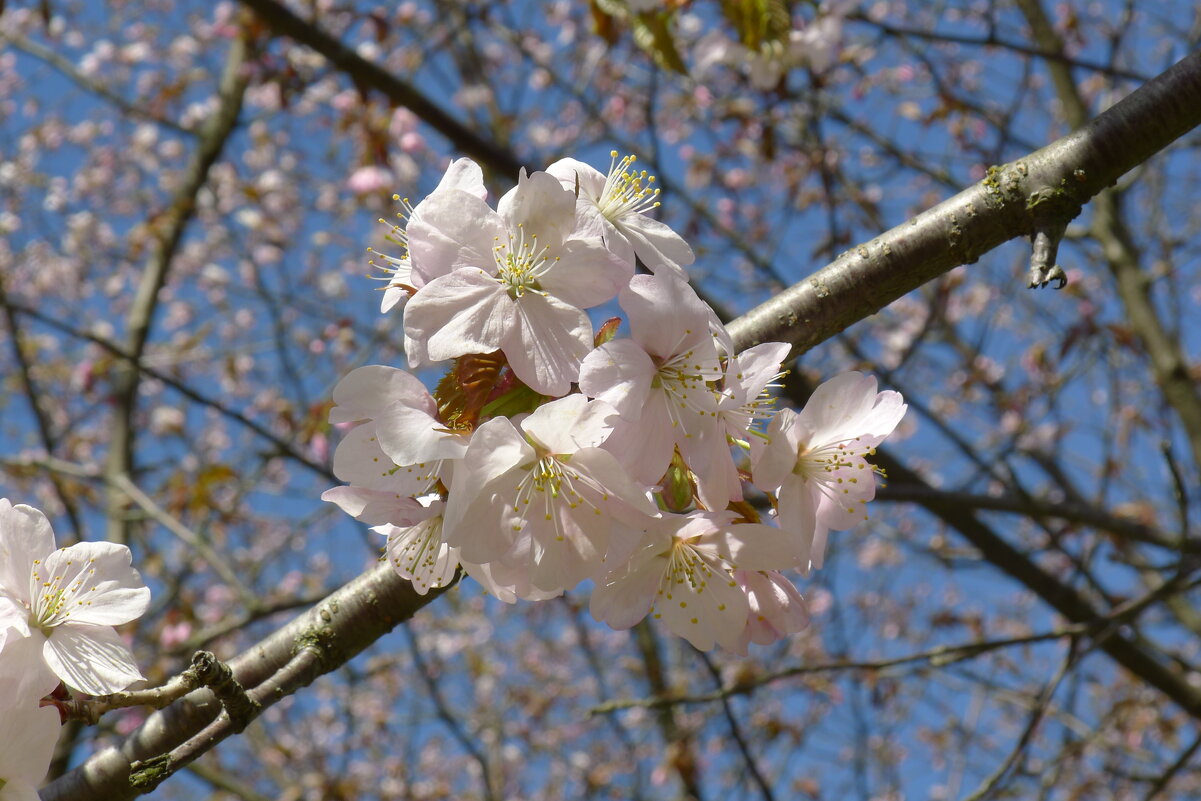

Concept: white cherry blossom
[[0, 499, 151, 696], [443, 395, 657, 593], [403, 169, 631, 395], [753, 372, 907, 572], [547, 152, 694, 278], [579, 273, 728, 503], [590, 511, 795, 651]]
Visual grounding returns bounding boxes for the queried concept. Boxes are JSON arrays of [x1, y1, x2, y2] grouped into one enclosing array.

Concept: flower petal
[[0, 500, 55, 600], [407, 190, 505, 285], [405, 269, 515, 362], [329, 365, 429, 424], [578, 339, 656, 420], [43, 623, 145, 696], [0, 687, 59, 787], [502, 291, 592, 397], [539, 237, 633, 309], [521, 395, 616, 454]]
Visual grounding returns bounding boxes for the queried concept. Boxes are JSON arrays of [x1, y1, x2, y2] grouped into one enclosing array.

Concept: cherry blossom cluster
[[326, 153, 906, 652], [0, 499, 151, 797]]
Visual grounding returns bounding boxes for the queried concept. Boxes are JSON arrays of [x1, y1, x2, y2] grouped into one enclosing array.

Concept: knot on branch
[[1024, 174, 1088, 290], [1028, 219, 1069, 289], [192, 650, 260, 733]]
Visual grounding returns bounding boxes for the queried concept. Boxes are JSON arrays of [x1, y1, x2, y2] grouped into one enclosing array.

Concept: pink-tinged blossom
[[370, 158, 489, 314], [443, 395, 657, 594], [579, 273, 728, 503], [372, 501, 459, 595], [347, 165, 393, 195], [547, 152, 694, 278], [459, 560, 562, 605], [323, 366, 467, 524], [731, 570, 810, 655], [0, 682, 60, 801], [752, 372, 906, 572], [0, 499, 151, 696], [693, 341, 792, 506], [403, 169, 631, 395], [590, 511, 795, 651]]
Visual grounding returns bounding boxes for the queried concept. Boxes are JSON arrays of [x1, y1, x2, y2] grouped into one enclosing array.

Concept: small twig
[[1, 32, 195, 135], [1028, 217, 1069, 289], [60, 651, 252, 726], [697, 651, 776, 801], [1141, 727, 1201, 801], [958, 639, 1079, 801]]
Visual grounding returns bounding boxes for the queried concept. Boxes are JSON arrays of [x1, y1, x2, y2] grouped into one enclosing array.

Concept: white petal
[[539, 237, 633, 309], [321, 487, 427, 527], [619, 274, 715, 363], [0, 630, 59, 699], [0, 688, 59, 786], [442, 418, 533, 561], [616, 212, 695, 276], [43, 623, 144, 696], [405, 269, 514, 362], [328, 365, 428, 424], [776, 481, 818, 573], [501, 292, 592, 397], [497, 169, 576, 248], [407, 190, 505, 285], [375, 398, 468, 466], [521, 395, 615, 454], [590, 536, 670, 630], [655, 545, 748, 651], [433, 157, 487, 199], [332, 422, 437, 496], [578, 340, 656, 420], [0, 500, 55, 599], [545, 157, 607, 200], [752, 408, 802, 491]]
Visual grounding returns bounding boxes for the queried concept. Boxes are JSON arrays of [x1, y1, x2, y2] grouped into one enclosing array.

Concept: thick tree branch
[[40, 564, 457, 801], [1019, 0, 1201, 476], [726, 49, 1201, 358], [236, 0, 527, 178]]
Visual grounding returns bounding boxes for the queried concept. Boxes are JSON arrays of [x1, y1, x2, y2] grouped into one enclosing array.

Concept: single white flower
[[579, 273, 728, 503], [403, 169, 631, 395], [0, 500, 151, 696], [752, 372, 906, 572], [547, 152, 694, 278], [590, 511, 796, 651], [443, 395, 657, 593]]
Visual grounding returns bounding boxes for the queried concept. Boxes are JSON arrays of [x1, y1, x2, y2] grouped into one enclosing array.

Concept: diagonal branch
[[40, 564, 458, 801], [103, 23, 252, 543], [726, 49, 1201, 358], [236, 0, 527, 177]]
